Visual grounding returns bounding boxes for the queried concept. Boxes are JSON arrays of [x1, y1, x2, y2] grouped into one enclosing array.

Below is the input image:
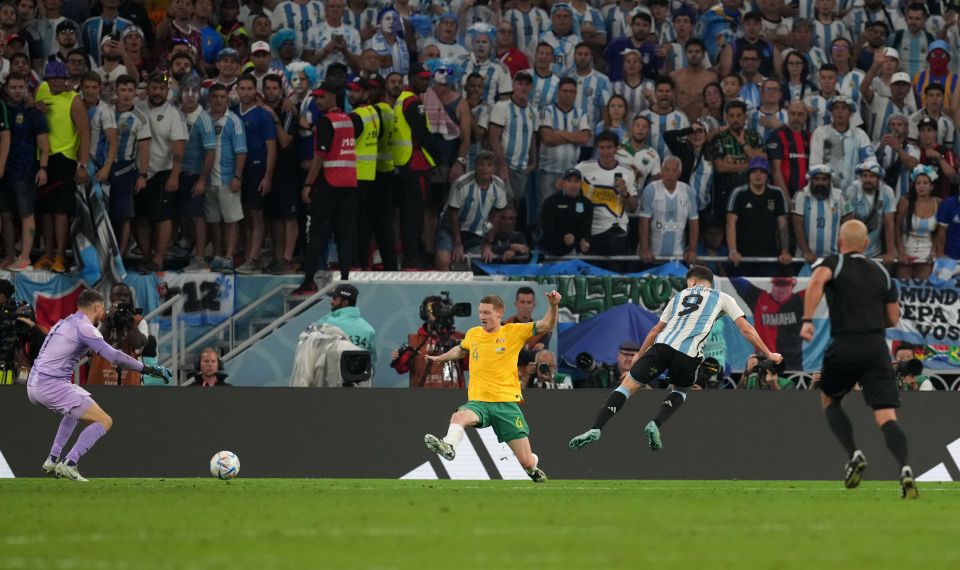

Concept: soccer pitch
[[2, 479, 959, 569]]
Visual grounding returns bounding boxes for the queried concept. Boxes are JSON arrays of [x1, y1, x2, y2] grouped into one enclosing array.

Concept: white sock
[[442, 424, 465, 448], [525, 453, 539, 475]]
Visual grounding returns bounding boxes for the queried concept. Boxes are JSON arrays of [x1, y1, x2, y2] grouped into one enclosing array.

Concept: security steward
[[800, 219, 918, 499], [352, 76, 398, 271], [393, 61, 440, 269], [293, 79, 363, 296]]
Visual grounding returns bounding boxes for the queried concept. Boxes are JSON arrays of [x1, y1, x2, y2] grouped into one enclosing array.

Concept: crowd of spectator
[[1, 0, 960, 285]]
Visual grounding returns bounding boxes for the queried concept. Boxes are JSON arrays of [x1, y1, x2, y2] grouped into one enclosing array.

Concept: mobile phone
[[614, 173, 623, 182]]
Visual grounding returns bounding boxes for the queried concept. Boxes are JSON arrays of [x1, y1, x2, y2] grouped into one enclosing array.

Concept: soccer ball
[[210, 451, 240, 480]]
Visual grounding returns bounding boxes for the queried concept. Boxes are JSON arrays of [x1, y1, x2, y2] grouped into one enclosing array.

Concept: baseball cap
[[251, 41, 271, 54], [410, 61, 431, 79], [43, 60, 69, 79], [513, 69, 533, 83], [5, 32, 25, 44], [55, 20, 78, 33], [618, 341, 641, 353], [917, 115, 938, 131], [312, 80, 342, 96], [827, 95, 854, 110], [747, 156, 769, 174], [562, 168, 583, 180], [332, 284, 359, 303], [358, 75, 383, 90], [217, 47, 240, 60], [928, 39, 949, 55], [891, 72, 912, 84], [882, 47, 900, 60], [121, 25, 144, 40]]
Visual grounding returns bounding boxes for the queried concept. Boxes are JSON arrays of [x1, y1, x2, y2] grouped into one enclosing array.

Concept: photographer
[[524, 350, 572, 390], [87, 284, 148, 385], [737, 354, 795, 390], [0, 280, 47, 385], [391, 294, 469, 388], [692, 357, 726, 390], [577, 341, 646, 389], [893, 343, 933, 391]]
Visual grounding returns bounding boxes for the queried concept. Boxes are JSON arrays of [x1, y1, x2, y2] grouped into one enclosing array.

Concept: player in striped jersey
[[569, 265, 781, 451], [638, 157, 699, 263], [505, 0, 550, 58], [640, 76, 690, 160], [793, 164, 854, 261], [612, 49, 653, 119], [527, 43, 561, 111], [565, 42, 611, 126], [271, 0, 324, 47]]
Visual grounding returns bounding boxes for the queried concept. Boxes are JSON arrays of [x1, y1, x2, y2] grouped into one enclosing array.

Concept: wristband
[[801, 318, 813, 323]]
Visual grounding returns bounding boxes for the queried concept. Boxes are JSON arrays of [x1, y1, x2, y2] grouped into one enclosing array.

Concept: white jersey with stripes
[[655, 285, 745, 357]]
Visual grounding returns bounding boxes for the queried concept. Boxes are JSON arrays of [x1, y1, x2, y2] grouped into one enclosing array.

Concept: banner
[[152, 271, 236, 327]]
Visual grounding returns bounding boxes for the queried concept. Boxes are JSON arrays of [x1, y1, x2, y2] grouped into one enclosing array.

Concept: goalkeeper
[[423, 291, 560, 482], [26, 289, 172, 482]]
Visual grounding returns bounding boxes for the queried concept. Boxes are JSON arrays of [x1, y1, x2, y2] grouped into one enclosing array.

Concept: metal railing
[[184, 283, 299, 361], [222, 282, 338, 363], [142, 294, 184, 381]]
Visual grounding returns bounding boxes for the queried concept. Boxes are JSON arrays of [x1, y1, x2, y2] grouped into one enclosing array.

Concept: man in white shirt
[[577, 130, 638, 258]]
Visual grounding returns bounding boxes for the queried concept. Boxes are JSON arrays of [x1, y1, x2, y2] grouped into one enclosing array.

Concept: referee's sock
[[591, 386, 631, 430], [881, 420, 910, 469], [653, 390, 686, 428], [824, 403, 857, 457]]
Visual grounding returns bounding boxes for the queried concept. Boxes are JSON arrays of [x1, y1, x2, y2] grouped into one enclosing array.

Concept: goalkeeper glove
[[142, 364, 174, 384]]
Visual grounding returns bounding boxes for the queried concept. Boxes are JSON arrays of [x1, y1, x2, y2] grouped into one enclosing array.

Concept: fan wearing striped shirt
[[569, 265, 781, 452]]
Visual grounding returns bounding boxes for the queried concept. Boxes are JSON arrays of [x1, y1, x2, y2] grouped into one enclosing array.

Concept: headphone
[[419, 296, 442, 322]]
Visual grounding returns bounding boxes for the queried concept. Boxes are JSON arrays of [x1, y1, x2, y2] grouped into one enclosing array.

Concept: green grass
[[2, 479, 959, 569]]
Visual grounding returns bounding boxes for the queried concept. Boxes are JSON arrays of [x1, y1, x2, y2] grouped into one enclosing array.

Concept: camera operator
[[182, 347, 231, 387], [577, 341, 647, 389], [314, 284, 377, 365], [524, 350, 572, 389], [0, 279, 47, 385], [87, 284, 148, 385], [692, 357, 726, 390], [391, 294, 470, 388], [737, 354, 795, 390], [893, 343, 932, 391]]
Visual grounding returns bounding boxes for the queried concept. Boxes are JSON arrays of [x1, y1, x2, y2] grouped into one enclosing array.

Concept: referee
[[800, 220, 918, 499]]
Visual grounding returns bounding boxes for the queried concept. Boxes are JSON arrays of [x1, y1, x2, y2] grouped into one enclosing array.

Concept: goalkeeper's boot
[[568, 428, 601, 449], [900, 466, 919, 500], [424, 434, 456, 461], [41, 456, 58, 477], [644, 420, 662, 451], [528, 468, 548, 483], [843, 450, 868, 489], [55, 462, 88, 482]]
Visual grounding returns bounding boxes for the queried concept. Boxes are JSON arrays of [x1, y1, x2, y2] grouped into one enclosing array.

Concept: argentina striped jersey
[[271, 0, 324, 46], [529, 69, 561, 111], [505, 7, 550, 57], [640, 108, 689, 160], [114, 107, 151, 164], [489, 99, 538, 170], [656, 286, 745, 357]]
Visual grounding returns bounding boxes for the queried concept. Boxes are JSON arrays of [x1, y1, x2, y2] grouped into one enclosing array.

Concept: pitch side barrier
[[3, 389, 960, 480]]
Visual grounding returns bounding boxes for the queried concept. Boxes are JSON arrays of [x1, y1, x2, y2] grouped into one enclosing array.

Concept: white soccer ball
[[210, 451, 240, 479]]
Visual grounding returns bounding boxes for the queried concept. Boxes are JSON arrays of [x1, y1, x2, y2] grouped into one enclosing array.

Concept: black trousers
[[397, 167, 427, 268], [302, 184, 356, 283], [356, 175, 398, 270]]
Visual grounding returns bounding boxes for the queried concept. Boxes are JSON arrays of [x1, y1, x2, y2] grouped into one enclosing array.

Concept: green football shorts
[[459, 401, 529, 443]]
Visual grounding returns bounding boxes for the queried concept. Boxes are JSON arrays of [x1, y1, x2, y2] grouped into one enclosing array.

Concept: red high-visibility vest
[[322, 109, 358, 188]]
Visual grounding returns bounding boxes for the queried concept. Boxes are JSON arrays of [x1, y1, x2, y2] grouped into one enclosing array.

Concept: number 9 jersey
[[655, 286, 745, 358]]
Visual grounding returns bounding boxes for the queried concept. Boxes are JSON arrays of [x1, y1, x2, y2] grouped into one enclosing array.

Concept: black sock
[[591, 389, 628, 430], [881, 420, 910, 469], [653, 391, 686, 428], [824, 404, 857, 457], [49, 455, 58, 463]]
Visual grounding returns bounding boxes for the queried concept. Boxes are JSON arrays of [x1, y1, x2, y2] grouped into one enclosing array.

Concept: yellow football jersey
[[460, 322, 535, 402]]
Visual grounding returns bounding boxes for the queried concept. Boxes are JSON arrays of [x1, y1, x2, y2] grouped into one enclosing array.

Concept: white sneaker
[[54, 462, 88, 482], [42, 457, 58, 476]]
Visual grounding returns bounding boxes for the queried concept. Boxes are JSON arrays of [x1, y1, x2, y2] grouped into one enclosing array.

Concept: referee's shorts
[[628, 343, 702, 388], [819, 334, 900, 409]]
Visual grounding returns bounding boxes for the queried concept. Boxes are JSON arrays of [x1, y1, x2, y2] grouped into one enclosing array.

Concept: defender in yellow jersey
[[423, 290, 561, 482]]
